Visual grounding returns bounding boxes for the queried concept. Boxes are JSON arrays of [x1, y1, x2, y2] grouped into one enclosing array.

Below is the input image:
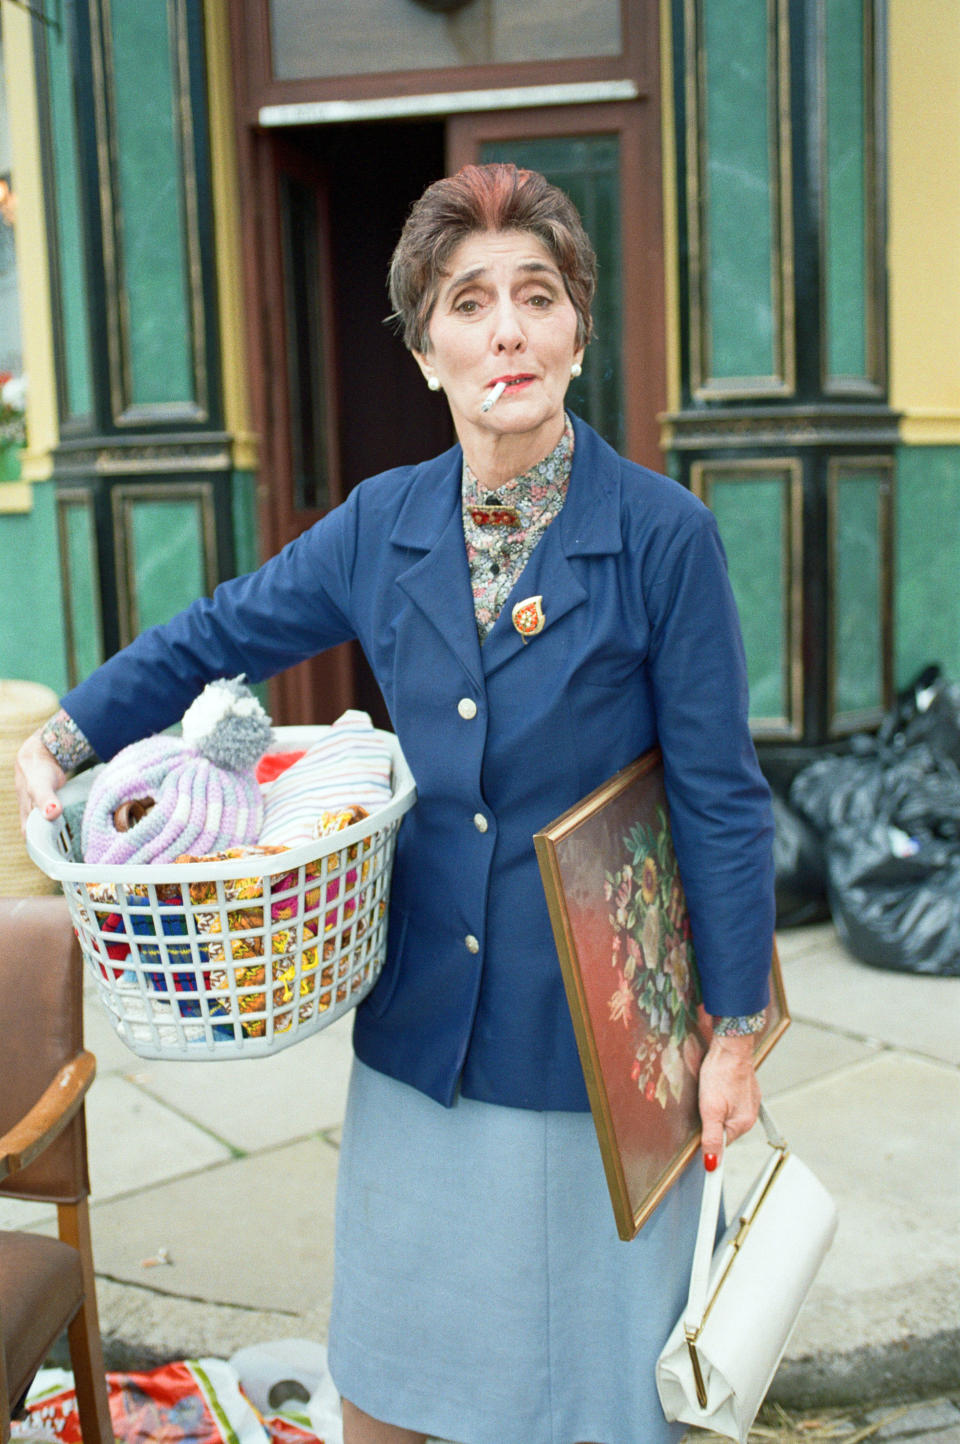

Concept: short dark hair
[[388, 163, 596, 353]]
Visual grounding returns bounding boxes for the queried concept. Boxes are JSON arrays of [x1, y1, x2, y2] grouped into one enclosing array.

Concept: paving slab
[[756, 1016, 881, 1095], [83, 1135, 340, 1314], [49, 1279, 334, 1372], [775, 921, 840, 964], [683, 1396, 960, 1443], [722, 1050, 960, 1376], [81, 973, 355, 1152], [120, 1014, 355, 1153], [778, 942, 960, 1066], [868, 1399, 960, 1440], [84, 1072, 234, 1198]]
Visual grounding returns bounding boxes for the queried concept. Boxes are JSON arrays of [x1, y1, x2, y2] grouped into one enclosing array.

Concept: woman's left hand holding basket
[[15, 727, 66, 830]]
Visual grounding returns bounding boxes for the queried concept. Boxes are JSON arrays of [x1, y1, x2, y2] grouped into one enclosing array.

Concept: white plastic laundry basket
[[26, 726, 416, 1060]]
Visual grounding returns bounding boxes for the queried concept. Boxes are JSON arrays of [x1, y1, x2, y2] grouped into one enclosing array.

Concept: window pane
[[709, 474, 788, 721], [109, 2, 194, 406], [895, 448, 960, 689], [702, 0, 776, 380], [832, 472, 883, 715], [127, 496, 208, 633], [824, 0, 868, 380], [270, 0, 621, 80], [44, 13, 93, 419], [480, 135, 624, 453]]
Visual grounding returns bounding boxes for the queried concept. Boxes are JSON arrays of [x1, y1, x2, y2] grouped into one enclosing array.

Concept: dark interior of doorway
[[291, 120, 454, 726], [313, 119, 454, 486]]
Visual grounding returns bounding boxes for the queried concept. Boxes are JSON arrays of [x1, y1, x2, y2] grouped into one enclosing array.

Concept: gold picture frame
[[534, 747, 790, 1241]]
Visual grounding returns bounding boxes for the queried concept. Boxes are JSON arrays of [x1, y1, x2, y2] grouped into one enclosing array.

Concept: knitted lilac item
[[81, 678, 273, 865]]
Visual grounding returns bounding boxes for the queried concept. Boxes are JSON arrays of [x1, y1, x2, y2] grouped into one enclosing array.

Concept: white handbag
[[656, 1104, 838, 1443]]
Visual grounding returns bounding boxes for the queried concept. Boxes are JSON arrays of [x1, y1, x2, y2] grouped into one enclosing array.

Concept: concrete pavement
[[4, 921, 959, 1422]]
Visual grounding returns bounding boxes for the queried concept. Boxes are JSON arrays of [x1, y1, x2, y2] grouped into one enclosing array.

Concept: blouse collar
[[461, 414, 575, 507]]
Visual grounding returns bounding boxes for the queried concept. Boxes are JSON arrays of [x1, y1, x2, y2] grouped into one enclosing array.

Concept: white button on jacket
[[457, 697, 478, 719]]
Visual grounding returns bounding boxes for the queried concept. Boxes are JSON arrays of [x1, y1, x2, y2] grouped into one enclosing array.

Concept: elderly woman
[[17, 164, 773, 1444]]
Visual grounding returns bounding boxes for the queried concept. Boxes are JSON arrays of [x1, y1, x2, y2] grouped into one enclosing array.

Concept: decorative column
[[35, 0, 245, 686], [664, 0, 895, 756]]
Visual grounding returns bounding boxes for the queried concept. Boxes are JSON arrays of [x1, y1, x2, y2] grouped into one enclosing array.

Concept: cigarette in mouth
[[480, 381, 507, 413]]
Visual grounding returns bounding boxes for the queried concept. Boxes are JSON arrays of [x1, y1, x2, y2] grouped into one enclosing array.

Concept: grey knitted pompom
[[180, 677, 273, 771]]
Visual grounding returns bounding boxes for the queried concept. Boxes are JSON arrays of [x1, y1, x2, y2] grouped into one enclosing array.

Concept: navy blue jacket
[[63, 416, 775, 1110]]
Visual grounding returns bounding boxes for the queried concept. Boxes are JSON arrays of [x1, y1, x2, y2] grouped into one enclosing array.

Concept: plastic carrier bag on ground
[[12, 1355, 342, 1444]]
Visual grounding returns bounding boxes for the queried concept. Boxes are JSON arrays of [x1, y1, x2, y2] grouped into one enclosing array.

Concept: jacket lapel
[[392, 446, 484, 691]]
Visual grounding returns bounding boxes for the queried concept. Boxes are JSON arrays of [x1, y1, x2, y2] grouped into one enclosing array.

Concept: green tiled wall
[[126, 496, 208, 632], [109, 3, 194, 407], [702, 0, 776, 381], [832, 470, 883, 715], [824, 0, 868, 381], [0, 483, 69, 692], [707, 472, 791, 723], [895, 445, 960, 687], [45, 19, 93, 420]]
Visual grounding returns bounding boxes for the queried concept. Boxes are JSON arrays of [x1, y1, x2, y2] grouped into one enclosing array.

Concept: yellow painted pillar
[[1, 0, 58, 506], [659, 0, 681, 428], [888, 0, 960, 443], [203, 0, 258, 473]]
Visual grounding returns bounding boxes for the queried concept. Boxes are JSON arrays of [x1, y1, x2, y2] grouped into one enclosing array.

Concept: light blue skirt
[[328, 1060, 701, 1444]]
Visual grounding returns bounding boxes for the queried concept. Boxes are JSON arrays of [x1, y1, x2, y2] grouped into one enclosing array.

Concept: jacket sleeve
[[645, 506, 776, 1018], [61, 493, 362, 761]]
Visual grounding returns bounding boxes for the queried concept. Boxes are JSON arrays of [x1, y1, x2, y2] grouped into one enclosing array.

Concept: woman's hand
[[15, 727, 68, 830], [698, 1031, 761, 1167]]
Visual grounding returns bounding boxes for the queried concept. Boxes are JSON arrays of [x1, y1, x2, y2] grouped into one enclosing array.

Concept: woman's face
[[414, 229, 584, 462]]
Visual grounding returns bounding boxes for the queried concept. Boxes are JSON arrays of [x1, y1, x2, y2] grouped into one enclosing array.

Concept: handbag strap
[[683, 1102, 786, 1336]]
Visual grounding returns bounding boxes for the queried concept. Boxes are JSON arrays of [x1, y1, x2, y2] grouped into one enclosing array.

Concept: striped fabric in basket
[[259, 710, 394, 846]]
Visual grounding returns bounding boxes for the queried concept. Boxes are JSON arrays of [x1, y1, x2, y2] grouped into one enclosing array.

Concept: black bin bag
[[826, 818, 960, 976], [771, 791, 831, 928], [791, 741, 960, 977]]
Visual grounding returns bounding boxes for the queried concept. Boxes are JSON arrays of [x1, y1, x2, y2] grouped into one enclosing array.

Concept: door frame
[[232, 123, 356, 725], [234, 0, 654, 117]]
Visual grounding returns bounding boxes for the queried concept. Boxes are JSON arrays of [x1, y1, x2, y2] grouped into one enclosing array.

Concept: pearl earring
[[427, 375, 441, 392], [570, 362, 582, 378]]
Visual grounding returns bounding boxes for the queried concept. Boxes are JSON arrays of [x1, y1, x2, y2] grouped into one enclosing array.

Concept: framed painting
[[534, 748, 789, 1241]]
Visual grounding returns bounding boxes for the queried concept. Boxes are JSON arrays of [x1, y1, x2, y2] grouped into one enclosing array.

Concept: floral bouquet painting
[[605, 808, 703, 1114], [535, 748, 788, 1240]]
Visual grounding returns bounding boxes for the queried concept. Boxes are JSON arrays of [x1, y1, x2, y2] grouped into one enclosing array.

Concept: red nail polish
[[703, 1153, 718, 1172], [44, 802, 59, 818]]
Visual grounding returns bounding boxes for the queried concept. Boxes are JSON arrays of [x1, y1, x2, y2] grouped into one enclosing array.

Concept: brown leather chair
[[0, 896, 112, 1444]]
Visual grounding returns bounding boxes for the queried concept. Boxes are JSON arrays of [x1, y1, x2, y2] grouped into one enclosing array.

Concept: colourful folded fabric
[[259, 710, 392, 845]]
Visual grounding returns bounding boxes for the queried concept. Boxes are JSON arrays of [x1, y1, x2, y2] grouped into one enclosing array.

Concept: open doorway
[[315, 120, 454, 488], [248, 104, 664, 725], [256, 120, 452, 726]]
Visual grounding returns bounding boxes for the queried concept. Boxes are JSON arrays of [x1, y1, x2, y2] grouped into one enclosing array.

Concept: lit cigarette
[[480, 381, 507, 413]]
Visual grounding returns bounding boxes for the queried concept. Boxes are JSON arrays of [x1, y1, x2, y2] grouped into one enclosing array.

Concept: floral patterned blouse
[[462, 414, 574, 643]]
